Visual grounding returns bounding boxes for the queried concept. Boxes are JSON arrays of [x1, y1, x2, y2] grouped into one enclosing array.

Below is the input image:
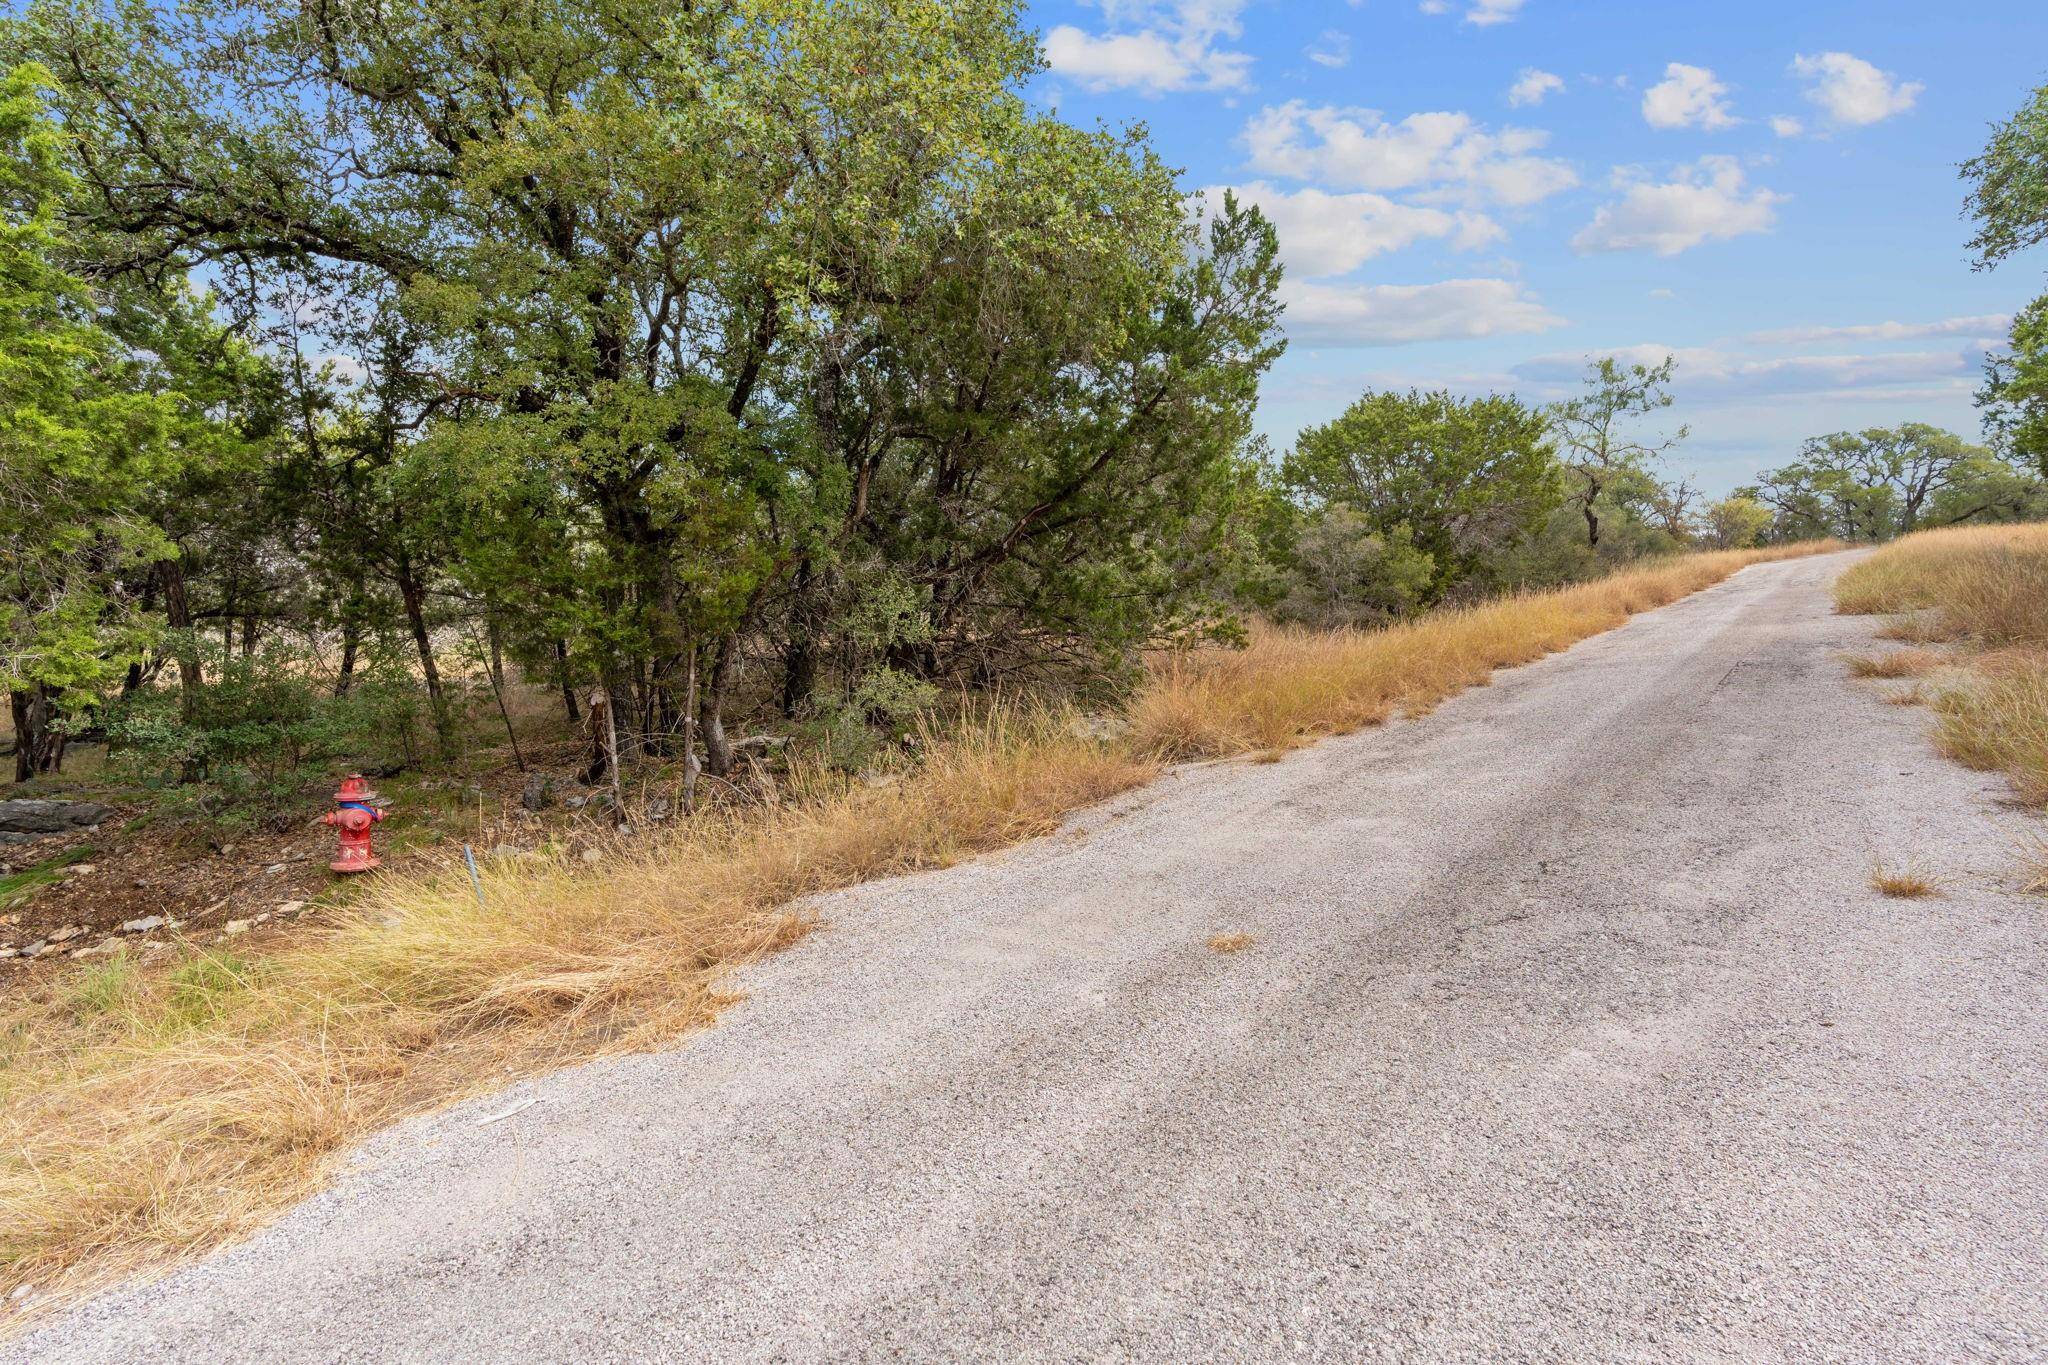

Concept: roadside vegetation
[[1836, 523, 2048, 809], [0, 542, 1833, 1307]]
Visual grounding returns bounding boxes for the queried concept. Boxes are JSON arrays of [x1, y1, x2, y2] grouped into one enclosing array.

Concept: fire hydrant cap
[[335, 773, 379, 803]]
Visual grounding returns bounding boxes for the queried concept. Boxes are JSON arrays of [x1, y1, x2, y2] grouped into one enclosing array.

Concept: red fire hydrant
[[321, 774, 388, 874]]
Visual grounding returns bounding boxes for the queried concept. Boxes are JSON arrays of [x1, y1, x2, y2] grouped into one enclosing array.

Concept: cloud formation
[[1790, 52, 1921, 127], [1513, 343, 1980, 404], [1507, 69, 1564, 108], [1641, 63, 1737, 130], [1464, 0, 1527, 24], [1283, 278, 1566, 347], [1044, 0, 1253, 94], [1242, 102, 1578, 207], [1207, 183, 1503, 277], [1745, 314, 2012, 346], [1306, 30, 1351, 69], [1572, 157, 1784, 256]]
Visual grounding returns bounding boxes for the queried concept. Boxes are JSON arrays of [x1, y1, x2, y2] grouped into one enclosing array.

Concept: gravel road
[[13, 551, 2047, 1362]]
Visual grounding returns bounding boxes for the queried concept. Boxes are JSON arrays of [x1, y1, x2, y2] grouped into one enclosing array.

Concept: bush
[[103, 648, 430, 824]]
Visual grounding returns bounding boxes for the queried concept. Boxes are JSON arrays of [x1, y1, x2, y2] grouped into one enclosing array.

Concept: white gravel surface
[[11, 551, 2047, 1362]]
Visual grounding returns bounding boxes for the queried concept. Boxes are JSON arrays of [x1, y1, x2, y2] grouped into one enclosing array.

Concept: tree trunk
[[334, 572, 366, 697], [10, 686, 63, 783], [1582, 501, 1601, 548], [335, 618, 360, 697], [123, 566, 161, 698], [486, 614, 506, 693], [554, 639, 580, 725], [701, 636, 734, 778], [394, 552, 450, 749], [681, 646, 701, 815], [582, 686, 627, 818], [780, 557, 818, 718], [158, 557, 203, 695]]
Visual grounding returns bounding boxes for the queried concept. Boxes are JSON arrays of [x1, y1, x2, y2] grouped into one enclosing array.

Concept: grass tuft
[[1206, 932, 1255, 954], [1844, 649, 1943, 680], [0, 847, 95, 912], [1870, 862, 1939, 899]]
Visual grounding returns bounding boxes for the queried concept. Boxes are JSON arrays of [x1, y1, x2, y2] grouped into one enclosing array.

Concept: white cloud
[[1210, 183, 1502, 277], [1507, 69, 1564, 108], [1044, 1, 1253, 94], [1641, 63, 1737, 130], [1571, 156, 1784, 256], [1791, 52, 1921, 127], [1306, 30, 1351, 69], [1512, 343, 1980, 403], [1769, 115, 1804, 139], [1242, 101, 1578, 207], [1746, 314, 2012, 346], [1282, 278, 1565, 347], [1466, 0, 1526, 24], [1418, 0, 1524, 24]]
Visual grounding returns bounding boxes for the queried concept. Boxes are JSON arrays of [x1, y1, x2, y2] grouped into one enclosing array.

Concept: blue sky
[[1024, 0, 2048, 492]]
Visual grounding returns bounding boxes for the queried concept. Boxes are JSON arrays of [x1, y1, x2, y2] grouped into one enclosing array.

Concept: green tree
[[1548, 356, 1689, 549], [1703, 495, 1772, 550], [1281, 388, 1560, 602], [0, 62, 194, 778], [1965, 81, 2048, 474], [12, 0, 1282, 783], [1756, 424, 2031, 541], [1980, 295, 2048, 475]]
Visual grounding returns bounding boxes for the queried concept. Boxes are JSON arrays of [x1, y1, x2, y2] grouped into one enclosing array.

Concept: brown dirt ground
[[0, 732, 634, 986]]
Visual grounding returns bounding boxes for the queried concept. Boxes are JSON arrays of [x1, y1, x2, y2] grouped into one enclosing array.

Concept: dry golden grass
[[0, 540, 1839, 1311], [2, 710, 1151, 1308], [1837, 524, 2048, 811], [1870, 862, 1939, 899], [1844, 649, 1944, 680], [1129, 542, 1834, 762], [1206, 932, 1255, 954], [1932, 651, 2048, 806], [1836, 522, 2048, 644]]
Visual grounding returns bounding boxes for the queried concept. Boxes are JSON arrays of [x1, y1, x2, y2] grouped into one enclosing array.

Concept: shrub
[[103, 648, 431, 823]]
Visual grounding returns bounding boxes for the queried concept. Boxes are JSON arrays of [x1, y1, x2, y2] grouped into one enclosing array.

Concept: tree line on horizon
[[1, 1, 2043, 806]]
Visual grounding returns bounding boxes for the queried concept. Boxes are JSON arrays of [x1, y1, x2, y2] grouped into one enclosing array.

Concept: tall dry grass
[[1131, 543, 1832, 759], [1835, 523, 2048, 807], [1, 541, 1836, 1310]]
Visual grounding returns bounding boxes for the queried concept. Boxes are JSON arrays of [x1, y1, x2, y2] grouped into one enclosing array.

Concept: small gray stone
[[47, 924, 87, 943], [520, 772, 554, 812], [119, 915, 167, 934]]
